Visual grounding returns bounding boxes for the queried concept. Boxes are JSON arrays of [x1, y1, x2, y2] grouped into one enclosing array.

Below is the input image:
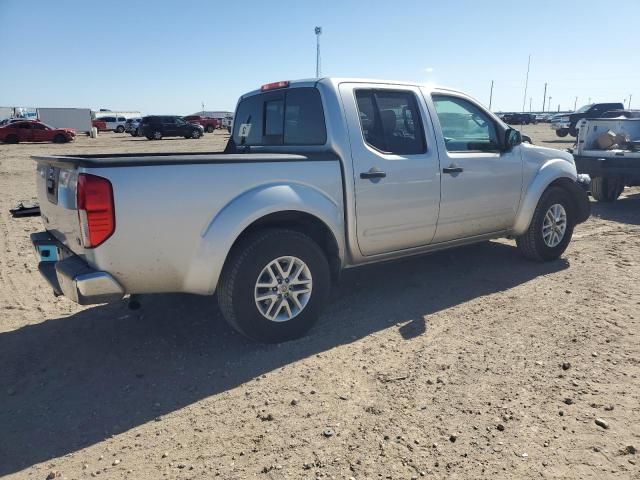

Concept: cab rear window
[[233, 87, 326, 146]]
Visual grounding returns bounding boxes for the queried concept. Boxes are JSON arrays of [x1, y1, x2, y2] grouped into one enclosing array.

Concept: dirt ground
[[1, 127, 639, 480]]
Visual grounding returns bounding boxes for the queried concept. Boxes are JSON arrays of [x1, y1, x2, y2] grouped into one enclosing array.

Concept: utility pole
[[201, 102, 205, 116], [489, 80, 494, 109], [529, 97, 532, 112], [629, 94, 633, 109], [549, 96, 552, 112], [574, 97, 578, 110], [522, 54, 531, 112], [542, 82, 547, 112], [315, 26, 322, 77]]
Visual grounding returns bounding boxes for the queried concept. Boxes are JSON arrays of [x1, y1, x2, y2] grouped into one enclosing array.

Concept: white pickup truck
[[573, 117, 640, 202], [31, 78, 590, 342]]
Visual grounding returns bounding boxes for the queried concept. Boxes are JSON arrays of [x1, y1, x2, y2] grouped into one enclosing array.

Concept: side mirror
[[504, 128, 522, 150]]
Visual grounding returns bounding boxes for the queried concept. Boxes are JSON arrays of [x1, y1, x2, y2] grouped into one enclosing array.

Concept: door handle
[[443, 166, 464, 174], [360, 168, 386, 180]]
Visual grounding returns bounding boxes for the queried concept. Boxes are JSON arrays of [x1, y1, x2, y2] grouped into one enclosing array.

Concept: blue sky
[[1, 0, 638, 114]]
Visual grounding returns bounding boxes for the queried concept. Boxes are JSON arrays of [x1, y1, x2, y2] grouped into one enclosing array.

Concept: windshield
[[575, 104, 593, 113]]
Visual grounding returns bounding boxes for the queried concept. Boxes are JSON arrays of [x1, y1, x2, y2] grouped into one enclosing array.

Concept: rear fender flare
[[183, 183, 345, 294]]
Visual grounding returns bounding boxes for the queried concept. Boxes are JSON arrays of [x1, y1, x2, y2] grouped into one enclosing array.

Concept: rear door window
[[355, 89, 426, 155]]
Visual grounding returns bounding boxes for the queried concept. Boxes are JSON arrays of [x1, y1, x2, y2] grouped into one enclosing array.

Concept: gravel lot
[[1, 126, 639, 479]]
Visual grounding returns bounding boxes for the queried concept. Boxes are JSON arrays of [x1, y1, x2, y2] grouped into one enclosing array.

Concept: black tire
[[116, 125, 125, 133], [569, 127, 578, 137], [516, 186, 576, 262], [191, 129, 201, 139], [152, 130, 162, 140], [591, 176, 624, 202], [4, 134, 19, 144], [53, 134, 67, 144], [146, 135, 153, 140], [556, 129, 569, 138], [206, 125, 214, 133], [217, 229, 331, 343]]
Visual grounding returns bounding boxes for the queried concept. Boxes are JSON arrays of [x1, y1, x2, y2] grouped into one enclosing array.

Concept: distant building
[[191, 110, 233, 120]]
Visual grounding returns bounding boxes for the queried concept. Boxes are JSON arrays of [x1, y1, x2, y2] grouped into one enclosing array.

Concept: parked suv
[[502, 113, 536, 125], [94, 115, 127, 133], [551, 103, 624, 137], [139, 116, 204, 140]]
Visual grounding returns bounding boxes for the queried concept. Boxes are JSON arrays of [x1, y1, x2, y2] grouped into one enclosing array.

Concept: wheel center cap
[[278, 284, 289, 294]]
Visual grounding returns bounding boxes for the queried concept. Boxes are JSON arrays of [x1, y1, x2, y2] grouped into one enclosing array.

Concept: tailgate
[[35, 160, 85, 256]]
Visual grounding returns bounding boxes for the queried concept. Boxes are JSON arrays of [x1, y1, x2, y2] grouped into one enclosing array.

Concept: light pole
[[629, 94, 633, 109], [522, 54, 531, 112], [574, 97, 578, 110], [549, 96, 552, 113], [489, 80, 494, 109], [201, 102, 205, 116], [542, 82, 547, 112], [315, 26, 322, 78]]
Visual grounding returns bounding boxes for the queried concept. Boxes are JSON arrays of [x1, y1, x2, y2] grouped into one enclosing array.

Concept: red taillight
[[261, 80, 290, 92], [77, 173, 115, 248]]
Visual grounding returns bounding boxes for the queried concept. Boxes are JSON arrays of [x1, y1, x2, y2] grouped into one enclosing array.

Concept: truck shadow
[[0, 241, 568, 475], [590, 193, 640, 226]]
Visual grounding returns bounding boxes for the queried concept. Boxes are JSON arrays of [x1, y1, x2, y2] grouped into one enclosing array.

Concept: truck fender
[[183, 183, 345, 294], [512, 159, 578, 236]]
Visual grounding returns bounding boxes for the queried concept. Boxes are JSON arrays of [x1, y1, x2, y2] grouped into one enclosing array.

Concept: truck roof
[[241, 77, 465, 99]]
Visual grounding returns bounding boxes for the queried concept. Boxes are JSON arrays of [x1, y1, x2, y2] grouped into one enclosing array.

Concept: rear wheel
[[556, 129, 569, 138], [516, 186, 575, 262], [569, 127, 578, 137], [53, 134, 67, 143], [206, 125, 214, 133], [116, 125, 125, 133], [217, 229, 330, 343], [153, 130, 162, 140], [591, 176, 624, 202], [4, 134, 19, 144]]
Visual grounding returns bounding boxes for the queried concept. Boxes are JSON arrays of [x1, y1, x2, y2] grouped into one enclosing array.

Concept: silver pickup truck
[[31, 78, 590, 342]]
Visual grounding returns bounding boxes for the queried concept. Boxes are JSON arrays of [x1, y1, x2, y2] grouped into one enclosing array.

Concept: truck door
[[339, 84, 441, 256], [427, 92, 523, 243]]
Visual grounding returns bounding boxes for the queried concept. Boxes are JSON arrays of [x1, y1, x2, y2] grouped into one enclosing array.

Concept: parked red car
[[183, 115, 220, 133], [92, 119, 108, 131], [0, 120, 76, 144]]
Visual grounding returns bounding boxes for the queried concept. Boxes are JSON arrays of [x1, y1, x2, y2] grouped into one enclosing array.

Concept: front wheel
[[191, 129, 201, 139], [556, 129, 569, 138], [206, 125, 214, 133], [116, 125, 125, 133], [217, 229, 330, 343], [516, 186, 575, 262], [153, 130, 162, 140], [52, 134, 67, 143]]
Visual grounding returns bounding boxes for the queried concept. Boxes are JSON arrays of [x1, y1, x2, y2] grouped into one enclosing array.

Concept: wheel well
[[229, 211, 341, 279], [548, 177, 581, 215]]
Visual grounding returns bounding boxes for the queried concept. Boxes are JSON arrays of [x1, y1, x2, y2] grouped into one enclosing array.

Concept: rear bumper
[[31, 232, 124, 305], [574, 155, 640, 178]]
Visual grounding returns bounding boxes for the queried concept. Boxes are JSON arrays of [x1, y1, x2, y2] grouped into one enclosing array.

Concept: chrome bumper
[[31, 232, 124, 305]]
